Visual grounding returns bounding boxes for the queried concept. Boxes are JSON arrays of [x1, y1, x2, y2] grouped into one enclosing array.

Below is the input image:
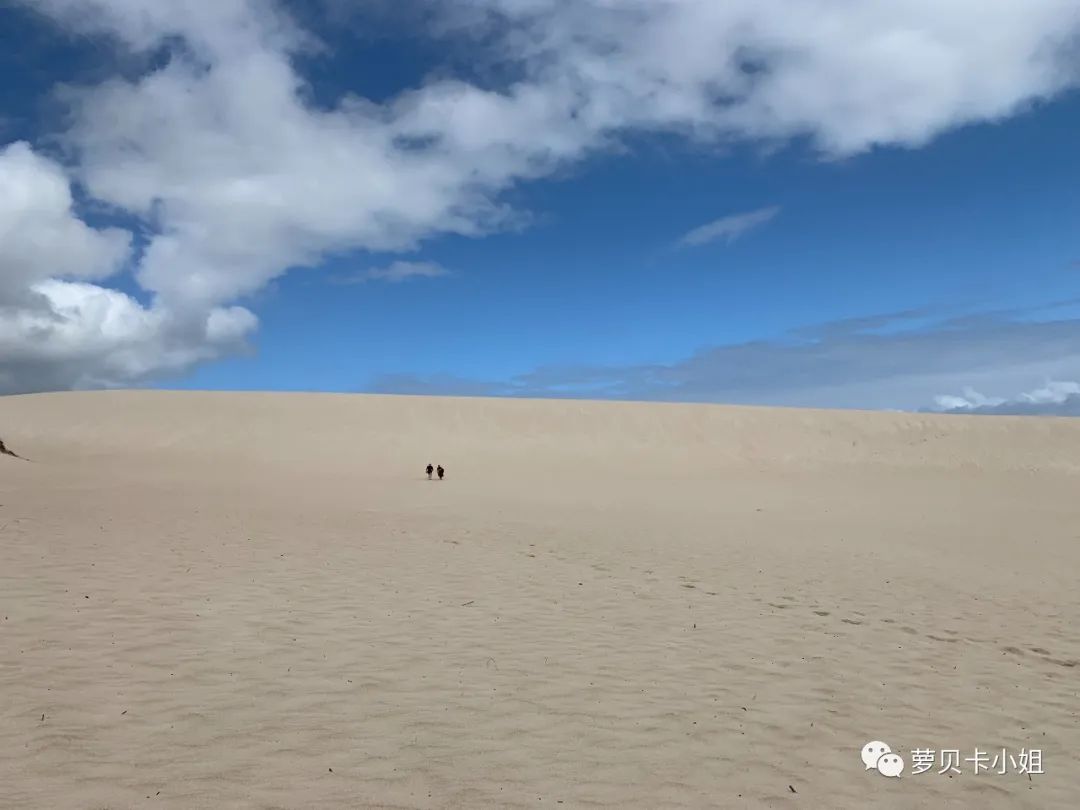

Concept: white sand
[[2, 391, 1078, 809]]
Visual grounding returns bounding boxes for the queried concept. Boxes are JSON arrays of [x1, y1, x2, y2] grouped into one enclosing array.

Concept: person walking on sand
[[426, 463, 434, 480], [437, 465, 445, 481]]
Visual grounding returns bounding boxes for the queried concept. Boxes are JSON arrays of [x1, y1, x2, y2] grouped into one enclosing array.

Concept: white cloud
[[26, 0, 307, 58], [0, 280, 256, 394], [0, 141, 131, 299], [935, 380, 1080, 415], [678, 206, 780, 247], [932, 388, 1007, 412], [363, 261, 451, 283], [0, 141, 255, 394], [4, 0, 1080, 392], [59, 47, 517, 311], [428, 0, 1080, 154], [1019, 380, 1080, 405]]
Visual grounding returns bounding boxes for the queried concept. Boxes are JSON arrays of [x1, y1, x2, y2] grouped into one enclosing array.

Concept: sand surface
[[2, 391, 1079, 809]]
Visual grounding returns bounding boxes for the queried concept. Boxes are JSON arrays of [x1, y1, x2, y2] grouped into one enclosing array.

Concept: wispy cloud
[[368, 305, 1080, 414], [677, 206, 780, 248], [363, 373, 501, 398], [338, 261, 452, 285]]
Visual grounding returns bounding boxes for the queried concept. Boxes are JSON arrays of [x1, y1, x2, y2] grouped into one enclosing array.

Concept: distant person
[[426, 463, 434, 480], [437, 465, 445, 481]]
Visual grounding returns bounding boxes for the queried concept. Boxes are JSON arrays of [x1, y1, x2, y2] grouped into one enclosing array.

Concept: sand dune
[[2, 391, 1079, 808]]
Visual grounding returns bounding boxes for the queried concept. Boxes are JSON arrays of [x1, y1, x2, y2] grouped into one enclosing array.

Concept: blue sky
[[2, 1, 1080, 413]]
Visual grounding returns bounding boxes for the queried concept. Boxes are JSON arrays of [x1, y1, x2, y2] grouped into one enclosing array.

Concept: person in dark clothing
[[426, 463, 434, 480], [436, 465, 445, 480]]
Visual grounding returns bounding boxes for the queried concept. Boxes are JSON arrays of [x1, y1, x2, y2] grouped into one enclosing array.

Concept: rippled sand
[[2, 391, 1078, 809]]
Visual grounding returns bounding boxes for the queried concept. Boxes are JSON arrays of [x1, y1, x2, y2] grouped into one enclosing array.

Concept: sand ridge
[[2, 391, 1079, 808]]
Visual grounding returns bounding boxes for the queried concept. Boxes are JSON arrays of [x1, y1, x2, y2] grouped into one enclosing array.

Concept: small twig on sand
[[461, 600, 475, 607]]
